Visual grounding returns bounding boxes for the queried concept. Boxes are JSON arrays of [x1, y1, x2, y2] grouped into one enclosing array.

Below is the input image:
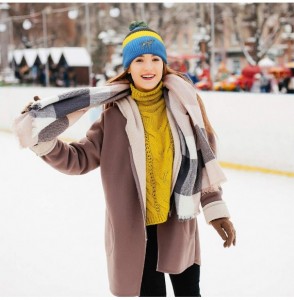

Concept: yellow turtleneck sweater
[[131, 82, 174, 226]]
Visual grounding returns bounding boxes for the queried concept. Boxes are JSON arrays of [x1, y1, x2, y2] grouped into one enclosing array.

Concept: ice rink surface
[[1, 131, 294, 297]]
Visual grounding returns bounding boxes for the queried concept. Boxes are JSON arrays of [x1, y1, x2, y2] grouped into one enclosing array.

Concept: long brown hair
[[106, 63, 217, 152]]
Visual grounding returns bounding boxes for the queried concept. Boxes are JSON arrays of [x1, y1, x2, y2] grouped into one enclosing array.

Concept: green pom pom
[[129, 21, 148, 31]]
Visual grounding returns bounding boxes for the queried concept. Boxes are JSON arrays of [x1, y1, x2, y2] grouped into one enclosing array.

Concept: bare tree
[[231, 3, 294, 65]]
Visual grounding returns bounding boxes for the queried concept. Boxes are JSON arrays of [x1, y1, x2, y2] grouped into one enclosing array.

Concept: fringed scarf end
[[178, 213, 198, 222]]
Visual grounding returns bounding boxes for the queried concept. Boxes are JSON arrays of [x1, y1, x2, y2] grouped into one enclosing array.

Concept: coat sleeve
[[200, 129, 231, 224], [200, 186, 231, 224], [35, 113, 105, 175]]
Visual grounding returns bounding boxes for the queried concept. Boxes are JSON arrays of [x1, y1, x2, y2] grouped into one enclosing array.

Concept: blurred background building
[[0, 2, 293, 90]]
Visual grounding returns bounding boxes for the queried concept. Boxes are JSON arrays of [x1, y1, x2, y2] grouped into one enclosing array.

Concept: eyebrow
[[135, 54, 159, 58]]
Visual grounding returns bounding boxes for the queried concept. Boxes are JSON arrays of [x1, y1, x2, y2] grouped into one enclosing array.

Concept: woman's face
[[128, 54, 163, 92]]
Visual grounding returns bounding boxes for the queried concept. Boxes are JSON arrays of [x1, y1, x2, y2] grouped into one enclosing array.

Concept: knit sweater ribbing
[[131, 82, 174, 226]]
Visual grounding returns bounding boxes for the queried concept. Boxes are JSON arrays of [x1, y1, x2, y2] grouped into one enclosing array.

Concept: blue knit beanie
[[122, 21, 167, 69]]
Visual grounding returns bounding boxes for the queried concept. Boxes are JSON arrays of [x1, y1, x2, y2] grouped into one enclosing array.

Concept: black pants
[[140, 225, 201, 297]]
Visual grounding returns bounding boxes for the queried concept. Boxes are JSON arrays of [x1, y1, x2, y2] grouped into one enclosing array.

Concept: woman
[[14, 21, 236, 297]]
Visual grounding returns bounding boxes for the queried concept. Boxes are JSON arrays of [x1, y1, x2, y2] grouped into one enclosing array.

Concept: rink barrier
[[53, 136, 294, 178], [4, 129, 293, 178], [219, 161, 294, 178], [1, 87, 294, 175], [52, 136, 294, 178]]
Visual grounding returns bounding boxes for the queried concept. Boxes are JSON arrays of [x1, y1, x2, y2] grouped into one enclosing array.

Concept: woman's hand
[[210, 217, 236, 248], [21, 95, 40, 114]]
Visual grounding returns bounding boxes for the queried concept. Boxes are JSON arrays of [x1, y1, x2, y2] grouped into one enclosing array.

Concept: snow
[[199, 91, 294, 173], [23, 49, 38, 68], [48, 47, 62, 65], [1, 131, 294, 297], [37, 48, 50, 65], [61, 47, 92, 67], [9, 47, 91, 68]]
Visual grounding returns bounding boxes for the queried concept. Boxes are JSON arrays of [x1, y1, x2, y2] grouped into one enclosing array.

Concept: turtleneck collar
[[130, 82, 163, 104]]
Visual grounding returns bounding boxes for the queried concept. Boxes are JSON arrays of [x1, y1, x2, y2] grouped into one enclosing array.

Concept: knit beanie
[[122, 21, 167, 69]]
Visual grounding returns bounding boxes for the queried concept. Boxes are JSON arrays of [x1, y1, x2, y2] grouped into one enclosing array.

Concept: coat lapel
[[116, 97, 147, 212]]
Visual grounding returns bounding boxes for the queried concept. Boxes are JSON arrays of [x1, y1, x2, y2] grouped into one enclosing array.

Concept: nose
[[143, 59, 153, 71]]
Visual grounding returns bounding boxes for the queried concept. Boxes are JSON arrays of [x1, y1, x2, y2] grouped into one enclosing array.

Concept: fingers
[[21, 96, 40, 114], [222, 221, 236, 248], [21, 101, 32, 114], [214, 226, 227, 242], [233, 228, 236, 246], [211, 218, 237, 248]]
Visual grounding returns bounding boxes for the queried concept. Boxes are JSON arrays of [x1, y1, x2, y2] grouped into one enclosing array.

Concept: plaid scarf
[[13, 74, 226, 220], [163, 75, 226, 219]]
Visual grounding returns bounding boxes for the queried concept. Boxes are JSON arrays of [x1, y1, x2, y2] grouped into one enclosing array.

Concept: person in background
[[15, 21, 236, 297], [260, 71, 271, 93], [250, 73, 261, 93], [283, 69, 294, 94]]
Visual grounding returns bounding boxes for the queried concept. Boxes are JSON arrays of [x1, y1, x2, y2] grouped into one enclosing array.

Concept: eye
[[134, 58, 144, 63], [152, 56, 161, 62]]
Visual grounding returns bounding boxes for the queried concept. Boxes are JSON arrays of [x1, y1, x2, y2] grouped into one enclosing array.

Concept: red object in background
[[268, 66, 291, 79], [241, 65, 261, 77], [199, 68, 210, 80], [195, 68, 212, 91], [195, 79, 213, 91], [238, 65, 262, 91]]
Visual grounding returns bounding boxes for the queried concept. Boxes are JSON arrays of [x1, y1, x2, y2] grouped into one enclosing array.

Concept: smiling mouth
[[141, 75, 155, 80]]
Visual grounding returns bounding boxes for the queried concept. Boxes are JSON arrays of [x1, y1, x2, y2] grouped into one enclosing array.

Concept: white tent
[[61, 47, 91, 67], [36, 48, 50, 65], [9, 47, 91, 67], [22, 49, 38, 67], [258, 56, 276, 68], [49, 47, 63, 65], [10, 49, 24, 65]]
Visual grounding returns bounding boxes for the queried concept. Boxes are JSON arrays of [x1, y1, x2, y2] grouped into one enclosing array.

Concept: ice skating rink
[[1, 131, 294, 297]]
